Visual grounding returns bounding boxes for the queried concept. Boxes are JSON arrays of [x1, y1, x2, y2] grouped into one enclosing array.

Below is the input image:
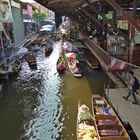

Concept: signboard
[[106, 11, 113, 20], [0, 0, 13, 22], [117, 20, 128, 30], [11, 0, 20, 8], [135, 32, 140, 44]]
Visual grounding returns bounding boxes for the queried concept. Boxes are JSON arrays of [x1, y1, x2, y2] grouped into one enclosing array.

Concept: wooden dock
[[106, 88, 140, 139]]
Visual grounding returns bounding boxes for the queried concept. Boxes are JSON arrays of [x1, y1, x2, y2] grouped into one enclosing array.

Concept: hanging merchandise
[[0, 22, 10, 40], [109, 57, 128, 71], [0, 0, 13, 22], [107, 35, 126, 55]]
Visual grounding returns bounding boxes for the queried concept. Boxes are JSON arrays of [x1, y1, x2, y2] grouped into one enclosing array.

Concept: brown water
[[0, 41, 109, 140]]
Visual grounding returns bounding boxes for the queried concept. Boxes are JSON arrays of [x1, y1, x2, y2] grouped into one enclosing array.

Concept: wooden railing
[[106, 0, 140, 32], [83, 35, 128, 87], [111, 54, 129, 62], [84, 36, 110, 70]]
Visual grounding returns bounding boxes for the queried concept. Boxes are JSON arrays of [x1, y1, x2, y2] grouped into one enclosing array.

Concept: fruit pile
[[78, 123, 98, 140]]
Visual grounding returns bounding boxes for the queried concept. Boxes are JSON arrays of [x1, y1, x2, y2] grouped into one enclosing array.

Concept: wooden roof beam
[[84, 0, 128, 40], [79, 8, 108, 32], [80, 8, 101, 26], [106, 0, 140, 31], [47, 0, 62, 5], [49, 1, 82, 9]]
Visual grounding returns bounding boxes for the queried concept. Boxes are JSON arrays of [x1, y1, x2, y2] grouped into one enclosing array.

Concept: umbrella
[[63, 42, 79, 53], [62, 42, 69, 49], [16, 47, 28, 56], [65, 46, 79, 53], [65, 53, 79, 59]]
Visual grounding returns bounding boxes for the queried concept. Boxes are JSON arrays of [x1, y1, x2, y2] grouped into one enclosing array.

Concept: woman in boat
[[74, 62, 81, 74], [58, 63, 65, 70], [78, 104, 94, 123]]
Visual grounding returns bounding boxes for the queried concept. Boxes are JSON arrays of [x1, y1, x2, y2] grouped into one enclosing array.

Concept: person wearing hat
[[78, 104, 94, 123]]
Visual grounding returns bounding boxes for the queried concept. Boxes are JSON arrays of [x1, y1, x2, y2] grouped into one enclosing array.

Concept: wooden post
[[55, 12, 62, 29], [0, 31, 8, 80], [129, 0, 137, 66]]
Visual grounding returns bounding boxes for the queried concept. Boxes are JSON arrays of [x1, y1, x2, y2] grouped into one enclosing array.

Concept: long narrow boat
[[0, 58, 21, 78], [92, 95, 130, 140], [57, 55, 66, 74], [44, 46, 53, 57], [0, 70, 8, 80], [0, 61, 8, 80], [86, 55, 99, 70], [77, 103, 98, 140], [44, 42, 53, 57], [25, 52, 37, 66], [84, 48, 99, 69], [67, 58, 82, 77], [8, 58, 21, 75]]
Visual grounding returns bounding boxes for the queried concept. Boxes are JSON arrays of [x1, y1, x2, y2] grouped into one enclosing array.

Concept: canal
[[0, 41, 109, 140]]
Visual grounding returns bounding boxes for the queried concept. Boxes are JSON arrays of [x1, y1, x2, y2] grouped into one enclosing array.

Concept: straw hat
[[79, 104, 89, 112]]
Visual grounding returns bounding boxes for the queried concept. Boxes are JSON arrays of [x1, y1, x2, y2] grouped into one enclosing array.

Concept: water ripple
[[19, 41, 64, 140]]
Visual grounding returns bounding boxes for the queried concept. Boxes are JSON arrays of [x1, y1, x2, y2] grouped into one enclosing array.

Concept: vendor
[[58, 63, 65, 69], [78, 104, 94, 123]]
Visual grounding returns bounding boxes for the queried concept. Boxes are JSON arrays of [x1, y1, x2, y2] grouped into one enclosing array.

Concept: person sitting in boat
[[76, 62, 80, 68], [74, 62, 81, 74], [58, 63, 65, 70], [78, 104, 94, 123], [69, 59, 75, 68]]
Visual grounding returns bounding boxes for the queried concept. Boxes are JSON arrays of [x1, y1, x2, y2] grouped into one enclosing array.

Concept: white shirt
[[128, 76, 135, 89]]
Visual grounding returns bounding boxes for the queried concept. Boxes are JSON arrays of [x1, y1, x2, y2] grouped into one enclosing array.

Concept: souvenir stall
[[0, 25, 8, 78], [60, 18, 78, 42], [0, 0, 15, 79], [107, 35, 128, 61]]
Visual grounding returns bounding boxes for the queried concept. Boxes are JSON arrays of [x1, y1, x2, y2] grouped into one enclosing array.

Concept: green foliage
[[32, 10, 47, 22]]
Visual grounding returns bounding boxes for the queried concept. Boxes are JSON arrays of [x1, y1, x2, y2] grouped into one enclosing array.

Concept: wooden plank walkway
[[106, 88, 140, 139]]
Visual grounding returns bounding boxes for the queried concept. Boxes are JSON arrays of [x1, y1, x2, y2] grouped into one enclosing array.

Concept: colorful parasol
[[65, 53, 79, 59], [63, 42, 79, 53], [62, 42, 69, 49], [16, 47, 28, 56], [65, 45, 78, 52]]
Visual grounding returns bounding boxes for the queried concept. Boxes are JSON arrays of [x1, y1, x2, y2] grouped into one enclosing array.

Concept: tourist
[[123, 71, 138, 104]]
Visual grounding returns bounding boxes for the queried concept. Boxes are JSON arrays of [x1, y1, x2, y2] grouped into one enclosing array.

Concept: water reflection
[[21, 42, 64, 140], [0, 40, 109, 140]]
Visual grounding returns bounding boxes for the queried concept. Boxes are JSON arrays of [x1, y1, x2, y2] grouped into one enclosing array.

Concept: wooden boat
[[44, 42, 53, 57], [44, 46, 53, 57], [0, 71, 8, 80], [86, 57, 99, 69], [25, 52, 37, 66], [67, 58, 82, 77], [92, 95, 130, 140], [0, 58, 21, 78], [8, 58, 21, 74], [77, 103, 98, 140], [57, 55, 66, 74], [0, 61, 8, 80], [86, 54, 99, 69]]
